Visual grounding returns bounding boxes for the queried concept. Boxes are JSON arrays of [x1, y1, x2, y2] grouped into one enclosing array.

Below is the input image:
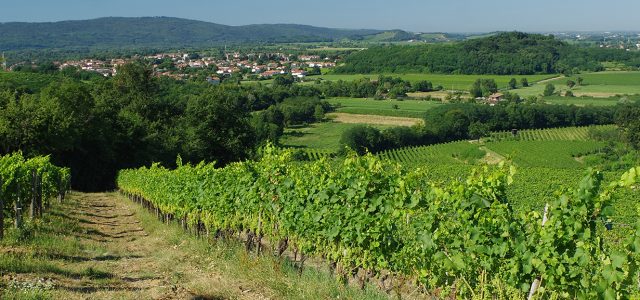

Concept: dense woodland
[[335, 32, 640, 74]]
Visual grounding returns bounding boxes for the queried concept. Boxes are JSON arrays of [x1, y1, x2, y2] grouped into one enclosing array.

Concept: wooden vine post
[[29, 171, 44, 219], [57, 176, 64, 203], [30, 170, 36, 219], [36, 172, 43, 216], [14, 183, 22, 229], [528, 203, 550, 300], [0, 177, 4, 239]]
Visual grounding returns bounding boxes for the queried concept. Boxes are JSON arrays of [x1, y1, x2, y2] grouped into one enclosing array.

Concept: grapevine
[[117, 145, 640, 298]]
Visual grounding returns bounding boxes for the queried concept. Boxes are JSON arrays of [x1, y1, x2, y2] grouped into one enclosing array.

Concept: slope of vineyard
[[489, 125, 615, 142], [374, 126, 610, 169], [118, 146, 640, 298], [407, 163, 635, 218], [377, 141, 485, 166], [300, 149, 335, 161], [485, 140, 606, 169]]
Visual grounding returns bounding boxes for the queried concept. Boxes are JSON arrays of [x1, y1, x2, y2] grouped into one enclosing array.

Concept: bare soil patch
[[328, 112, 423, 127]]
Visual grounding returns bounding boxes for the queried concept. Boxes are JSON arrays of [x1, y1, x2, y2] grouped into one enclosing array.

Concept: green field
[[305, 47, 367, 52], [245, 71, 640, 106], [311, 73, 557, 90], [280, 122, 393, 151], [327, 97, 441, 118], [542, 96, 622, 106], [567, 72, 640, 85], [516, 71, 640, 98], [281, 98, 436, 150]]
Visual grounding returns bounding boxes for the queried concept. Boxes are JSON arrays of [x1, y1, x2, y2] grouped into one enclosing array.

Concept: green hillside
[[0, 17, 400, 51], [335, 32, 640, 75]]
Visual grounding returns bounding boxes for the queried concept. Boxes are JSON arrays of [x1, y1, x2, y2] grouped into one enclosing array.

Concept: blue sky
[[1, 0, 638, 32]]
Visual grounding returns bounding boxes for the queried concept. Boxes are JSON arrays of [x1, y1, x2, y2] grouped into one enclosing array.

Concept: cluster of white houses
[[53, 51, 336, 80], [58, 58, 128, 76]]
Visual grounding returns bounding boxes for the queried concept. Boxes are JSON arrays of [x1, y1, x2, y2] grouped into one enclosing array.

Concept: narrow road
[[535, 75, 565, 84]]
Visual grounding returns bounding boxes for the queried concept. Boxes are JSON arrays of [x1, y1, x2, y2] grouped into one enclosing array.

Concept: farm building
[[206, 76, 221, 85], [487, 93, 504, 105]]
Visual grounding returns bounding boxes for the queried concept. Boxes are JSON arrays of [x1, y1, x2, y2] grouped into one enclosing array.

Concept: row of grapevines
[[117, 146, 640, 298], [485, 140, 606, 169], [0, 152, 71, 239], [490, 125, 615, 142], [377, 141, 481, 166]]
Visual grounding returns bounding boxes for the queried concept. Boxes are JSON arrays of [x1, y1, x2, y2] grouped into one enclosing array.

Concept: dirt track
[[45, 193, 269, 299]]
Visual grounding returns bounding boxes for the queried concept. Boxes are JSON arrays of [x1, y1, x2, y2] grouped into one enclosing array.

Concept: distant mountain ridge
[[0, 17, 413, 51]]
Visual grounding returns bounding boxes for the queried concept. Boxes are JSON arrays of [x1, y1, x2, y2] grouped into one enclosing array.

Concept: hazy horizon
[[1, 0, 639, 33]]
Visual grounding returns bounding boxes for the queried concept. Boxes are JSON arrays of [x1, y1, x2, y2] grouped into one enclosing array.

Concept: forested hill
[[0, 17, 395, 51], [335, 32, 640, 75]]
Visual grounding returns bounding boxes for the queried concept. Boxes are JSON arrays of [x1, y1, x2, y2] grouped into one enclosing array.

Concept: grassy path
[[62, 192, 271, 299], [534, 75, 565, 84], [2, 192, 268, 299], [1, 192, 386, 300]]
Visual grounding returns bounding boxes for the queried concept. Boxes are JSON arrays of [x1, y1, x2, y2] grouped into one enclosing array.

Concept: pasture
[[516, 71, 640, 98], [311, 73, 557, 90], [327, 97, 441, 118], [280, 98, 434, 151], [543, 96, 622, 106]]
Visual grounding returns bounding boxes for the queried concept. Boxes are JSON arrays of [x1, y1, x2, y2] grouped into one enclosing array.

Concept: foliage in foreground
[[117, 146, 640, 298], [0, 152, 71, 239]]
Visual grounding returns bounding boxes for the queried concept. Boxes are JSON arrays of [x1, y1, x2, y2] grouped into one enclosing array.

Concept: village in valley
[[48, 51, 338, 83]]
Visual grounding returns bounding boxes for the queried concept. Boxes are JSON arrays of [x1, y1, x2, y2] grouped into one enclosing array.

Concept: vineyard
[[118, 146, 640, 298], [372, 126, 611, 170], [485, 140, 606, 169], [377, 141, 485, 166], [0, 152, 71, 239], [300, 149, 335, 161], [489, 125, 615, 142]]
